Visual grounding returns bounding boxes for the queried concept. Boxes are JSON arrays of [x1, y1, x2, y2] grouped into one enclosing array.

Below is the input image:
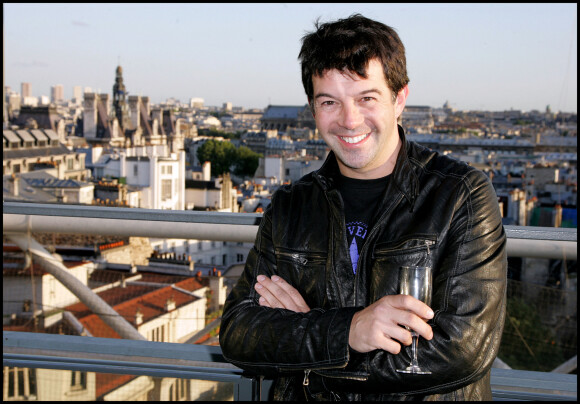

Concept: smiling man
[[311, 59, 405, 179], [220, 14, 507, 401]]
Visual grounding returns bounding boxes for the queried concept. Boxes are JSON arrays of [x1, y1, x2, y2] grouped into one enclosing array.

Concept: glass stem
[[411, 333, 419, 367]]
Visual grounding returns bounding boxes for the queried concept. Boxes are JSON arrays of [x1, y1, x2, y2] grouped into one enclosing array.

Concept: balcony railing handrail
[[3, 331, 576, 401], [3, 201, 577, 259]]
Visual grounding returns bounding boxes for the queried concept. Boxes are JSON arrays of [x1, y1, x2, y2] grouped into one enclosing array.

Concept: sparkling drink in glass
[[396, 265, 433, 374]]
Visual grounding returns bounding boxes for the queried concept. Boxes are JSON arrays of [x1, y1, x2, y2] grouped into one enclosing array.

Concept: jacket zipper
[[374, 237, 436, 256], [276, 250, 326, 266]]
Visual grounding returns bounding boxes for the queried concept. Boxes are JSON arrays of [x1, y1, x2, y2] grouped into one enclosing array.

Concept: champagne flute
[[396, 265, 433, 375]]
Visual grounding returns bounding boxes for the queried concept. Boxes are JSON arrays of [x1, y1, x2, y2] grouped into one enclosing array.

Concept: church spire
[[113, 65, 130, 133]]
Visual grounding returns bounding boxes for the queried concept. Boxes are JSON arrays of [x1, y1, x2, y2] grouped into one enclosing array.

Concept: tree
[[233, 146, 261, 178], [197, 139, 237, 176], [196, 140, 262, 178]]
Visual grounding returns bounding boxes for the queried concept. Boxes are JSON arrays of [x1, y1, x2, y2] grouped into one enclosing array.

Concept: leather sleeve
[[219, 203, 360, 378]]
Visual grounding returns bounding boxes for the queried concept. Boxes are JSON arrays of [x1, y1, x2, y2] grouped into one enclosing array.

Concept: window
[[149, 325, 165, 342], [71, 370, 87, 390], [4, 367, 37, 399], [169, 378, 189, 400], [133, 163, 138, 176], [237, 253, 244, 262], [161, 179, 172, 201], [67, 158, 74, 170]]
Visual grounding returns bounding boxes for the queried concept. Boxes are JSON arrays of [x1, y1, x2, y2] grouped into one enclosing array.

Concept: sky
[[3, 3, 577, 113]]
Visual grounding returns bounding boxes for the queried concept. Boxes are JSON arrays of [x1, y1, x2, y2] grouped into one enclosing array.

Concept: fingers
[[254, 275, 310, 313], [348, 295, 434, 354], [394, 295, 434, 340]]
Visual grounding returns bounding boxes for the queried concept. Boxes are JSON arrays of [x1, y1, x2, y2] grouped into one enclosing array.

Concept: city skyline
[[3, 3, 578, 113]]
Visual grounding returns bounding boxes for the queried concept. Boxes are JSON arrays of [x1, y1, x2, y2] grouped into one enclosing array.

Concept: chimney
[[135, 308, 143, 325], [10, 174, 20, 196], [165, 296, 176, 312], [202, 161, 211, 181]]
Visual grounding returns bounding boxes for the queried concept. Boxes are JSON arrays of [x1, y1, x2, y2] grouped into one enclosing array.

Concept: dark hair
[[298, 14, 409, 105]]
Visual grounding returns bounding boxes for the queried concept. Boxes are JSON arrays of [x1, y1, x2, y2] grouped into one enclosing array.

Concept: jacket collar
[[315, 125, 420, 209]]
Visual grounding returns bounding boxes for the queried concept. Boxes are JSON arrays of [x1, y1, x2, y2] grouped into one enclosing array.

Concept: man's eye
[[321, 101, 335, 106], [361, 97, 375, 102]]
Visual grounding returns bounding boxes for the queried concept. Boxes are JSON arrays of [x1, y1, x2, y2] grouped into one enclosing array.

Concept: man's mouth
[[341, 132, 370, 144]]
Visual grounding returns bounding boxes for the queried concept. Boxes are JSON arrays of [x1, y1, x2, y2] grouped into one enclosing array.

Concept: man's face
[[311, 59, 407, 179]]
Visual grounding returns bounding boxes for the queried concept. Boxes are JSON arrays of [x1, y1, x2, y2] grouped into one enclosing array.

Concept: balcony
[[3, 201, 577, 400]]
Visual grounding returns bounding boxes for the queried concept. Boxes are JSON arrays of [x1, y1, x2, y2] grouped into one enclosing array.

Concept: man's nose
[[339, 102, 364, 130]]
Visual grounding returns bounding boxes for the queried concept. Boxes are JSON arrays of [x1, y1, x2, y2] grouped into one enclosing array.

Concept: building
[[184, 171, 237, 212], [3, 239, 226, 400], [51, 84, 64, 104], [112, 66, 131, 134], [85, 144, 186, 210], [3, 128, 89, 180], [72, 85, 83, 105], [13, 104, 67, 135], [260, 105, 315, 131], [21, 82, 31, 98]]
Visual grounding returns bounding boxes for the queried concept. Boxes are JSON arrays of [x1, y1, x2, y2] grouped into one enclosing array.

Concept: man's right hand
[[348, 295, 434, 354], [255, 274, 434, 355]]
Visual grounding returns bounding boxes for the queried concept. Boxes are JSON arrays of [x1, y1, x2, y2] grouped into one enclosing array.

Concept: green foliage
[[198, 128, 241, 140], [499, 297, 565, 371], [197, 139, 261, 178], [197, 139, 237, 176], [233, 146, 261, 178]]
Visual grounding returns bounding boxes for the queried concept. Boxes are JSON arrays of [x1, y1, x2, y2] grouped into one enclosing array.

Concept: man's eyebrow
[[314, 92, 334, 99], [360, 88, 382, 95], [314, 88, 383, 99]]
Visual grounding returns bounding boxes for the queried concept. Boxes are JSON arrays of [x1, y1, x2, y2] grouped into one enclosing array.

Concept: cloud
[[72, 20, 89, 27], [12, 61, 49, 68]]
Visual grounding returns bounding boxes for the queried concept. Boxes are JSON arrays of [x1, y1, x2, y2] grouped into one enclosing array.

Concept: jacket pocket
[[274, 247, 328, 309], [370, 235, 437, 300]]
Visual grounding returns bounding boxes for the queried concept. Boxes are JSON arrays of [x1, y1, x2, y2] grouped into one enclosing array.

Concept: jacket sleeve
[[219, 203, 360, 378], [324, 169, 508, 395]]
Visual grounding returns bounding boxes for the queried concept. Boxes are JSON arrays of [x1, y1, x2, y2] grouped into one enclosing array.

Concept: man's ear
[[395, 85, 409, 118]]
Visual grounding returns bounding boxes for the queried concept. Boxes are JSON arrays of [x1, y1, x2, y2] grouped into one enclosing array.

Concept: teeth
[[341, 133, 369, 144]]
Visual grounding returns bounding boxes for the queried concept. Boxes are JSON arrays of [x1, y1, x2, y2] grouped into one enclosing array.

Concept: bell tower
[[113, 65, 131, 133]]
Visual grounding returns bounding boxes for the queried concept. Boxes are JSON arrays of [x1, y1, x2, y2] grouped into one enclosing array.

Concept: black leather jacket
[[220, 126, 507, 400]]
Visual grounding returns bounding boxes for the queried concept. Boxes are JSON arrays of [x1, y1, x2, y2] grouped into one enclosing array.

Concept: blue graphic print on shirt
[[346, 221, 369, 274]]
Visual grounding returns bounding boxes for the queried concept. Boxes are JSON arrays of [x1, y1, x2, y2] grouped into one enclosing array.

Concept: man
[[220, 14, 507, 400]]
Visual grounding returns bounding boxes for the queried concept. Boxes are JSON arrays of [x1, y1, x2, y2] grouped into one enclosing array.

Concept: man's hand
[[349, 295, 434, 354], [254, 275, 434, 355], [254, 275, 310, 313]]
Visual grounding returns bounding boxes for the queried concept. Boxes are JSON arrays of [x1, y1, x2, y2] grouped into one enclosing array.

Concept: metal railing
[[3, 201, 577, 260], [3, 201, 578, 400], [3, 331, 576, 401]]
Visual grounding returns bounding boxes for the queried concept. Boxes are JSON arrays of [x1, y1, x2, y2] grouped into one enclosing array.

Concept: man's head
[[298, 14, 409, 179], [299, 13, 409, 109]]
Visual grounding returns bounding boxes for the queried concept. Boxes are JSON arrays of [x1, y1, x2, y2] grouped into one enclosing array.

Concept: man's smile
[[340, 132, 370, 144]]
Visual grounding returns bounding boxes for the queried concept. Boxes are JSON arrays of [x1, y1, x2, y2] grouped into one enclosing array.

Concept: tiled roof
[[96, 374, 138, 399], [25, 177, 92, 189], [262, 105, 304, 120], [3, 144, 74, 159], [67, 277, 205, 338]]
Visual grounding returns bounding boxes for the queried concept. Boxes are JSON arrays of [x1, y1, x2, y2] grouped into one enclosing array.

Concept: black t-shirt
[[335, 173, 390, 274]]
